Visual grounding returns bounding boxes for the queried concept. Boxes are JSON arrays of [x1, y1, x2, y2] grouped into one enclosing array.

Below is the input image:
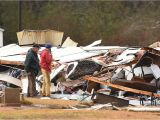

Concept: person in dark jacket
[[24, 44, 40, 97]]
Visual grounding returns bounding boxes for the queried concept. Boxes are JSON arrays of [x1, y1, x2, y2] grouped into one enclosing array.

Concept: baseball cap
[[33, 44, 40, 49], [45, 43, 52, 49]]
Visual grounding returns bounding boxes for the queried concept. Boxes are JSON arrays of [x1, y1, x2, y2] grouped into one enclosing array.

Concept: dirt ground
[[0, 98, 159, 120]]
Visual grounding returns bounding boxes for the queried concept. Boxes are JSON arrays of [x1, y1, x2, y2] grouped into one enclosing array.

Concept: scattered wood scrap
[[83, 76, 160, 98]]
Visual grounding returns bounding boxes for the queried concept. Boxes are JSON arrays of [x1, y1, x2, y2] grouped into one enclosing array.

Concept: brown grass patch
[[0, 98, 159, 119], [22, 97, 79, 108], [0, 108, 160, 120]]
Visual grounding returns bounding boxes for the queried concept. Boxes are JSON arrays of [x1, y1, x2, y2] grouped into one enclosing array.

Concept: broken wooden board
[[0, 59, 23, 65], [111, 79, 157, 92], [142, 47, 160, 56], [83, 76, 160, 98], [0, 74, 22, 87]]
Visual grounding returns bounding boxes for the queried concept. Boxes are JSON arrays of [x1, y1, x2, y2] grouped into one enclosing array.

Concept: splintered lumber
[[111, 79, 156, 92], [142, 47, 160, 56], [0, 60, 23, 65], [83, 76, 160, 98]]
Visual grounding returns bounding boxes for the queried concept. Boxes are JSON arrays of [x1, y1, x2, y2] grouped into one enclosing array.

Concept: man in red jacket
[[40, 43, 53, 98]]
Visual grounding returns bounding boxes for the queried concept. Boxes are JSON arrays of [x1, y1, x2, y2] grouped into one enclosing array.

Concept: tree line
[[0, 1, 160, 46]]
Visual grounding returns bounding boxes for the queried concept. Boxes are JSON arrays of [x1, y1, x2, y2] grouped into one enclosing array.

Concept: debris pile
[[0, 30, 160, 109]]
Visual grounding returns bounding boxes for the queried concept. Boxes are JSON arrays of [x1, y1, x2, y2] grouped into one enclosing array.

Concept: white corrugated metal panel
[[51, 47, 108, 63], [0, 74, 22, 87], [107, 48, 141, 66], [0, 44, 26, 57], [151, 64, 160, 79]]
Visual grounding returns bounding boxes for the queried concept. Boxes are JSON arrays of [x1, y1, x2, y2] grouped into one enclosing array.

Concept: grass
[[22, 97, 79, 108], [0, 97, 159, 119], [0, 108, 160, 120]]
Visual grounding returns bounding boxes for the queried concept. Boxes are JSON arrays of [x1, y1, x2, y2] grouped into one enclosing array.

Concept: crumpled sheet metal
[[0, 74, 22, 87]]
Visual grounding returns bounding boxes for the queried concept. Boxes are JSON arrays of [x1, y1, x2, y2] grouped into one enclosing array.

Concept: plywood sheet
[[17, 30, 63, 46], [62, 37, 78, 47]]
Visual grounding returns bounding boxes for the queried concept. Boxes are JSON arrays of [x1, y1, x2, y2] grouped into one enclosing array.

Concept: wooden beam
[[83, 76, 160, 98], [0, 60, 23, 65]]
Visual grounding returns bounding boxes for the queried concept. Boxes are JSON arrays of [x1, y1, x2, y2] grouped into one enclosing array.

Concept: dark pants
[[27, 72, 37, 97]]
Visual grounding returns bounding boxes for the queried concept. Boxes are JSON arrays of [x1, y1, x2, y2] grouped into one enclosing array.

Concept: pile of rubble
[[0, 31, 160, 109]]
